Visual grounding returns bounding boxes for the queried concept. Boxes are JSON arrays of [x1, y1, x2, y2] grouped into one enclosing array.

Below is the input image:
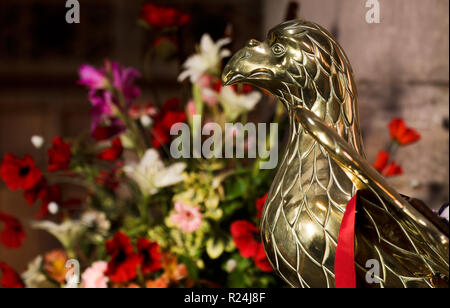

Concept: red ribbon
[[335, 193, 358, 288]]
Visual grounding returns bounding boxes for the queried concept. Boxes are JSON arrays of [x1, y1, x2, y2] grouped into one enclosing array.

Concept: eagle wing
[[294, 105, 449, 288]]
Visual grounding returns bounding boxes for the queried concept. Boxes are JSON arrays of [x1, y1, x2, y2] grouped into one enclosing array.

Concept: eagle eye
[[271, 43, 286, 57]]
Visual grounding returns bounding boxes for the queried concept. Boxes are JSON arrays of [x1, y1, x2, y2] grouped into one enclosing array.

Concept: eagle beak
[[222, 40, 275, 87], [222, 48, 249, 86]]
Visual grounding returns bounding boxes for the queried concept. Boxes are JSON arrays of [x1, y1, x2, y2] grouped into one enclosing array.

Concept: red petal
[[231, 221, 260, 258], [373, 151, 390, 172], [384, 161, 403, 177], [0, 262, 24, 288]]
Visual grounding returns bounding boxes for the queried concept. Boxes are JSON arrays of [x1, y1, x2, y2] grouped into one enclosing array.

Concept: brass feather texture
[[222, 19, 449, 288]]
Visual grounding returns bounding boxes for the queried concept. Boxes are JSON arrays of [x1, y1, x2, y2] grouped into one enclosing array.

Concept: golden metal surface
[[222, 19, 449, 288]]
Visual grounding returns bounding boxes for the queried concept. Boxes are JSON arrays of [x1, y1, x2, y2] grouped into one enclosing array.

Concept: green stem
[[115, 90, 147, 157]]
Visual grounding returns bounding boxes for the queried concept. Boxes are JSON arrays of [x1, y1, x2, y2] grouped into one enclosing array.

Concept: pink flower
[[197, 74, 213, 88], [170, 202, 203, 233], [81, 261, 109, 288], [78, 65, 108, 90], [197, 74, 220, 107], [186, 100, 197, 117], [202, 88, 220, 107]]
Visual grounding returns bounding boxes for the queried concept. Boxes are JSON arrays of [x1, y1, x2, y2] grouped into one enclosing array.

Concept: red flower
[[212, 80, 223, 92], [232, 84, 253, 94], [98, 138, 123, 161], [384, 162, 403, 177], [34, 184, 62, 219], [161, 97, 182, 112], [151, 98, 187, 149], [160, 111, 187, 131], [372, 151, 403, 177], [231, 220, 260, 258], [389, 118, 421, 146], [0, 212, 26, 249], [254, 245, 273, 272], [137, 238, 162, 275], [230, 220, 273, 272], [24, 178, 48, 206], [48, 137, 71, 172], [211, 81, 253, 94], [151, 124, 171, 149], [91, 118, 125, 141], [23, 178, 63, 219], [256, 193, 268, 219], [373, 151, 390, 172], [0, 262, 24, 288], [95, 170, 119, 191], [105, 232, 141, 283], [0, 153, 42, 191], [129, 103, 158, 120], [140, 3, 190, 29]]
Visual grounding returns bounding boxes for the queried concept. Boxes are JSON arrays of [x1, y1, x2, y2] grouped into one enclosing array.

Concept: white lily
[[219, 86, 262, 121], [124, 149, 186, 195], [178, 34, 231, 83], [32, 219, 86, 250], [21, 256, 55, 288]]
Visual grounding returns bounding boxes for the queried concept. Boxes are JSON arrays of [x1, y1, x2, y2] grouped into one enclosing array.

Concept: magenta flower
[[89, 90, 114, 128], [78, 65, 108, 90], [170, 202, 203, 233], [111, 62, 141, 105], [78, 61, 142, 132]]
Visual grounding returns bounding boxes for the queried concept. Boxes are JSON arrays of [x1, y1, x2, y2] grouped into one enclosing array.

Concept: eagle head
[[222, 19, 354, 112], [222, 19, 365, 156]]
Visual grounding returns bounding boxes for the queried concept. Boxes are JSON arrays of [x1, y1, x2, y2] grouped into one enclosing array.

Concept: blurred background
[[0, 0, 448, 272]]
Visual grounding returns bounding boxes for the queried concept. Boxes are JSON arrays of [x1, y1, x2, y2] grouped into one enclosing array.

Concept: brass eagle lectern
[[222, 20, 449, 288]]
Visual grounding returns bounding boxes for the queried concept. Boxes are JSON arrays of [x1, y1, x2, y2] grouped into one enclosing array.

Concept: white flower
[[225, 259, 237, 273], [124, 149, 186, 195], [31, 135, 44, 149], [219, 86, 262, 121], [48, 202, 59, 215], [140, 115, 153, 127], [32, 220, 86, 249], [21, 256, 55, 288], [178, 34, 231, 83], [81, 211, 110, 237]]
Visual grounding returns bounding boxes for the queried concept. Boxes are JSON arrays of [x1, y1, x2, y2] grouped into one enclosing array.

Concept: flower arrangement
[[0, 3, 282, 288], [0, 2, 423, 289]]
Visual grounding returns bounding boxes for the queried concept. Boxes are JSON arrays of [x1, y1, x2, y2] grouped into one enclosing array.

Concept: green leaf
[[227, 271, 247, 288], [236, 255, 252, 271], [179, 256, 199, 281], [223, 200, 243, 217], [225, 177, 248, 200]]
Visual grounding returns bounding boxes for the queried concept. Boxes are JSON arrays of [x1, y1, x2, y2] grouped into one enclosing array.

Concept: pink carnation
[[170, 202, 203, 233], [81, 261, 109, 288]]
